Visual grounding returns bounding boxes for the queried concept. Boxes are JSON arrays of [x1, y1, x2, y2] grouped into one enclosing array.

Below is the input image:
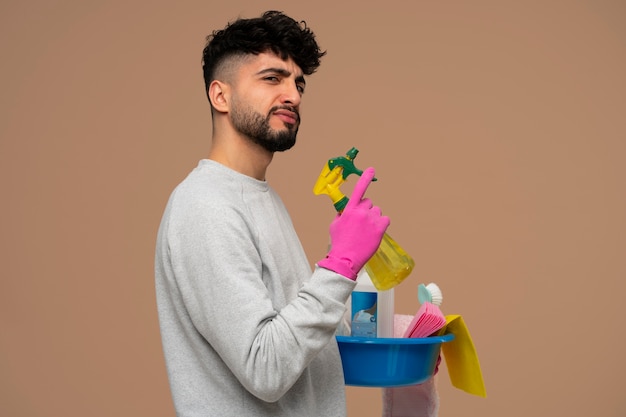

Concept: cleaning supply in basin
[[348, 269, 394, 338], [313, 147, 415, 291], [402, 302, 447, 338], [404, 282, 446, 338], [418, 282, 443, 306]]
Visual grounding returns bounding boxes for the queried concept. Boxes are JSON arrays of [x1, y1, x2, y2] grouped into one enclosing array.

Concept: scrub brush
[[418, 283, 443, 306]]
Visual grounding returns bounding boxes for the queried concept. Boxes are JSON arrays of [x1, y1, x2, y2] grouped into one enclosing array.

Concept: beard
[[230, 101, 299, 153]]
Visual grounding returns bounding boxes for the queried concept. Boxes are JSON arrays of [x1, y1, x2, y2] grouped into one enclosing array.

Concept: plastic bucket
[[336, 333, 454, 387]]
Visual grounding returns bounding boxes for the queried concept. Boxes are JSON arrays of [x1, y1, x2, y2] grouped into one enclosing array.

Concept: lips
[[273, 109, 299, 125]]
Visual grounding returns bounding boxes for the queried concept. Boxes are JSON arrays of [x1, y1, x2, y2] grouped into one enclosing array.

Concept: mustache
[[269, 105, 300, 122]]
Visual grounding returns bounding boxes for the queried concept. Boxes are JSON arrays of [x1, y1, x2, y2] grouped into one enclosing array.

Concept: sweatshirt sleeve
[[163, 183, 355, 402]]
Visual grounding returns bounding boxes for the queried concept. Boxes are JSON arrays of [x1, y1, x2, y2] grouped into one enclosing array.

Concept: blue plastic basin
[[336, 333, 454, 387]]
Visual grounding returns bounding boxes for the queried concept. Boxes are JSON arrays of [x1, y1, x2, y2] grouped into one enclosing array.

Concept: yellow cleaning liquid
[[364, 233, 415, 291]]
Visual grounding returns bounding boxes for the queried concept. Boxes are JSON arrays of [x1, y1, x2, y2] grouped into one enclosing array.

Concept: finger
[[380, 215, 391, 230], [360, 197, 373, 210], [346, 167, 375, 209]]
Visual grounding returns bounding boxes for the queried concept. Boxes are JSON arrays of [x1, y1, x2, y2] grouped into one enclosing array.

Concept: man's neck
[[208, 133, 273, 181]]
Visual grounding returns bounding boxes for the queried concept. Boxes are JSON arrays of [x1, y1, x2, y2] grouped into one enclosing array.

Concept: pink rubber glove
[[318, 167, 390, 279]]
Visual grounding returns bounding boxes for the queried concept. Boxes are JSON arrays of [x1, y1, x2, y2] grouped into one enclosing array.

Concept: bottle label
[[351, 291, 378, 338]]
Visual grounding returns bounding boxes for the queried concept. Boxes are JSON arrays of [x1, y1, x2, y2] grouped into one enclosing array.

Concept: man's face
[[229, 52, 306, 152]]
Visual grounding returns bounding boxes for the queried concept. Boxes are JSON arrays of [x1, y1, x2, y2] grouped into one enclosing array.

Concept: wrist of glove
[[318, 254, 361, 280], [317, 167, 389, 280]]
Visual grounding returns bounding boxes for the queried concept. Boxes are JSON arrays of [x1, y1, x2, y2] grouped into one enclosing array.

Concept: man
[[155, 11, 389, 416]]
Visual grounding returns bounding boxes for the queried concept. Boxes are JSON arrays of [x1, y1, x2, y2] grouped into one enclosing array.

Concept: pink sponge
[[394, 314, 415, 337]]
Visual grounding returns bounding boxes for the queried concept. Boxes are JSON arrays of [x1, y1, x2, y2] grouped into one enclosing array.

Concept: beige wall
[[2, 1, 625, 416]]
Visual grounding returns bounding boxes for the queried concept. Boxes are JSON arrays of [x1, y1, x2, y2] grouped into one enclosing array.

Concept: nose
[[280, 82, 302, 107]]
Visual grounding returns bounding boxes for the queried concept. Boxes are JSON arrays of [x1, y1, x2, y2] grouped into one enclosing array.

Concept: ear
[[208, 80, 230, 113]]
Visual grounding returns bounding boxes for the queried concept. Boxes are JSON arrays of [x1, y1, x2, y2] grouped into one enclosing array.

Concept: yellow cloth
[[439, 315, 487, 397]]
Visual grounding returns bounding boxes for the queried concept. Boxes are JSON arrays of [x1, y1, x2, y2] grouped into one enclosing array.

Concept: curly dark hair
[[202, 10, 326, 95]]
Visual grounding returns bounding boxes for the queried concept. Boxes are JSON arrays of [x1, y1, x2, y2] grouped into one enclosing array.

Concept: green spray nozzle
[[329, 147, 364, 179], [313, 147, 377, 212]]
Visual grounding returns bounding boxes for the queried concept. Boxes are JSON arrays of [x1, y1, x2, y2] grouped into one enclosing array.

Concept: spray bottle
[[313, 147, 415, 292]]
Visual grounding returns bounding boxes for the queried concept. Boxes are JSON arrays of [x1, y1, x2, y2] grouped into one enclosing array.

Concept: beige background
[[1, 1, 625, 416]]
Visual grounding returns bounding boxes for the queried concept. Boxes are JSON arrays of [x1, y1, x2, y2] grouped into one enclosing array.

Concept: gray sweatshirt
[[155, 159, 355, 416]]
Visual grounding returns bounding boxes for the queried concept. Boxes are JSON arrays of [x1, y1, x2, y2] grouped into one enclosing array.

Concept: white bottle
[[348, 269, 394, 338]]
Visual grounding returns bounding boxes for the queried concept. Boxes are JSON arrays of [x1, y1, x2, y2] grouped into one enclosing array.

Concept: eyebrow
[[256, 67, 306, 86]]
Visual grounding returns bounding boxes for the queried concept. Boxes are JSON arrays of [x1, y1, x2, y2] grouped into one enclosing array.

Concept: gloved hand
[[318, 167, 390, 279]]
